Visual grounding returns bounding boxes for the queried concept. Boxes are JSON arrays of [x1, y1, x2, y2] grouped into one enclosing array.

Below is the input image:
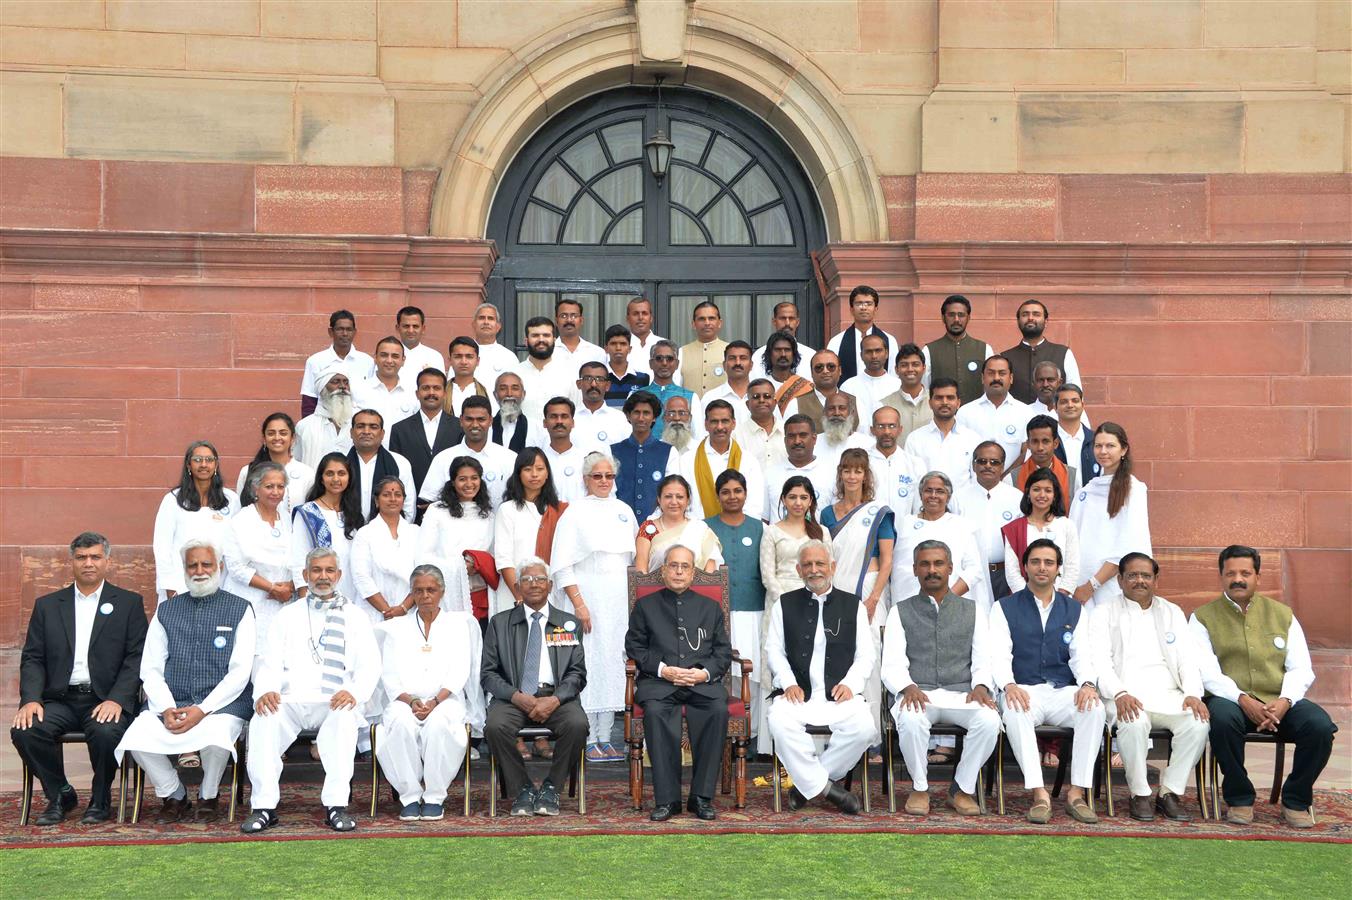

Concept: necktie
[[521, 611, 543, 694]]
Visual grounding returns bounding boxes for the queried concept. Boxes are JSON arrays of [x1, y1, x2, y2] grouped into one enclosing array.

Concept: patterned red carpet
[[4, 762, 1348, 848]]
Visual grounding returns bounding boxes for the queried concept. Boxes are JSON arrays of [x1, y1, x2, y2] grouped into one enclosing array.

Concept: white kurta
[[221, 504, 294, 644], [955, 394, 1037, 470], [115, 600, 255, 762], [1002, 516, 1082, 595], [350, 517, 421, 623], [420, 441, 518, 506], [294, 413, 353, 469], [397, 342, 446, 389], [289, 505, 357, 602], [890, 512, 987, 611], [300, 345, 374, 402], [514, 356, 582, 427], [543, 442, 597, 505], [764, 458, 837, 521], [678, 439, 766, 521], [903, 421, 982, 489], [572, 404, 633, 449], [475, 341, 520, 386], [1070, 475, 1151, 608], [551, 495, 637, 714], [417, 502, 494, 614], [867, 446, 924, 516], [233, 458, 314, 520], [840, 372, 901, 426], [152, 489, 241, 600], [350, 449, 417, 522]]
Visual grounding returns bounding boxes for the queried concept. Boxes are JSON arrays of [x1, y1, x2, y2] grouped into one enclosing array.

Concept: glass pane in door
[[666, 293, 752, 347]]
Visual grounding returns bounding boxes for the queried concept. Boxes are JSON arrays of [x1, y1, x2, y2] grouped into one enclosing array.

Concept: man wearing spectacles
[[640, 339, 701, 441], [573, 361, 633, 450], [954, 441, 1024, 606], [482, 557, 588, 818]]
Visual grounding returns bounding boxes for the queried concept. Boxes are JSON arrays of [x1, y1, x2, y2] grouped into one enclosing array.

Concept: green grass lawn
[[4, 833, 1348, 899]]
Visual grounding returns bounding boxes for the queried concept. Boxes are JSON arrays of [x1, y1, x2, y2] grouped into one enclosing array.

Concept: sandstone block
[[1280, 461, 1352, 493], [1059, 175, 1207, 242], [1125, 48, 1316, 85], [0, 0, 104, 29], [1317, 0, 1352, 50], [378, 0, 456, 46], [0, 72, 63, 158], [1148, 490, 1302, 547], [107, 0, 260, 35], [104, 160, 256, 232], [186, 33, 376, 76], [297, 84, 396, 166], [66, 75, 294, 163], [812, 51, 936, 91], [920, 92, 1017, 172], [0, 25, 186, 68], [458, 0, 620, 48], [1208, 174, 1352, 240], [1316, 49, 1352, 89], [938, 0, 1052, 49], [1071, 322, 1305, 375], [33, 283, 139, 311], [1193, 407, 1310, 459], [23, 366, 178, 400], [394, 90, 477, 167], [1056, 0, 1203, 49], [1314, 407, 1351, 460], [261, 0, 376, 40], [1305, 492, 1352, 547], [914, 172, 1055, 240], [840, 96, 922, 176], [255, 165, 403, 235], [1244, 94, 1345, 173], [1203, 0, 1317, 48], [1284, 550, 1351, 647], [2, 310, 232, 367], [0, 158, 101, 229], [858, 0, 937, 52], [940, 48, 1123, 85], [379, 46, 508, 86]]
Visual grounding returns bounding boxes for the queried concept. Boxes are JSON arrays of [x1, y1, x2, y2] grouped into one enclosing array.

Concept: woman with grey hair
[[888, 470, 986, 611], [222, 462, 294, 644], [549, 450, 637, 763]]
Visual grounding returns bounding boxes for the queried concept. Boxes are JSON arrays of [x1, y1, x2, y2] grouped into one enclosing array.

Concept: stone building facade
[[1, 1, 1348, 702]]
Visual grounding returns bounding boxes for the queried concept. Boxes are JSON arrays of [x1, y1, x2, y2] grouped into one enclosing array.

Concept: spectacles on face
[[588, 472, 616, 481], [519, 575, 549, 585], [652, 354, 676, 363], [191, 456, 217, 464], [974, 457, 1002, 466], [578, 375, 608, 383], [811, 363, 838, 371], [665, 562, 693, 573], [1123, 573, 1155, 583]]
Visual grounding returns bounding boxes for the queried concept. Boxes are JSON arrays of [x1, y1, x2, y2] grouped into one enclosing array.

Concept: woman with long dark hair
[[1002, 466, 1081, 595], [152, 440, 240, 602], [495, 447, 566, 613], [418, 456, 496, 623], [291, 451, 362, 602], [1071, 422, 1150, 608], [234, 412, 314, 514]]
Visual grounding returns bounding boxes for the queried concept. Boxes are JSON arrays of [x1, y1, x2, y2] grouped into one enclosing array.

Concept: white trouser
[[768, 695, 875, 799], [1116, 708, 1209, 798], [731, 610, 763, 743], [894, 688, 1000, 794], [247, 701, 362, 809], [376, 698, 469, 806], [132, 746, 233, 801], [1001, 683, 1106, 791], [587, 711, 616, 746]]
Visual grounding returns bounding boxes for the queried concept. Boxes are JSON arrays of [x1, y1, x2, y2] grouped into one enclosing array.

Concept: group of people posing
[[12, 290, 1335, 832]]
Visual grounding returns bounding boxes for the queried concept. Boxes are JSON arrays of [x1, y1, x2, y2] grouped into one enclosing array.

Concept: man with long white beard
[[818, 392, 870, 471], [660, 394, 696, 463], [115, 540, 255, 824], [296, 367, 356, 468], [241, 548, 380, 834], [489, 372, 543, 452]]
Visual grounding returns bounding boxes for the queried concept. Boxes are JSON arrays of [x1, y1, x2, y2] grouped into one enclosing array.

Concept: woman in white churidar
[[221, 461, 294, 648], [1070, 423, 1150, 609], [418, 456, 496, 623], [351, 476, 421, 624], [234, 412, 313, 519]]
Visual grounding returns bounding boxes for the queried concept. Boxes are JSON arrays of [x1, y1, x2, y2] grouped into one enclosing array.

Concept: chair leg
[[1195, 759, 1209, 821], [116, 755, 128, 824], [860, 754, 870, 814], [577, 749, 587, 815], [20, 759, 33, 827], [772, 744, 782, 813], [131, 762, 144, 824], [720, 740, 732, 795], [369, 725, 379, 819], [734, 740, 747, 809], [463, 725, 472, 817], [629, 740, 643, 810], [885, 733, 896, 814], [1103, 726, 1114, 818], [1270, 742, 1285, 806], [1210, 749, 1221, 817], [996, 733, 1005, 817], [1051, 742, 1070, 799], [488, 754, 498, 818]]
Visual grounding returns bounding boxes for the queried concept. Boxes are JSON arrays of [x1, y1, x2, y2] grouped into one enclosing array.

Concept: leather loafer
[[80, 803, 112, 825], [824, 782, 861, 816], [1225, 805, 1254, 826], [1128, 794, 1155, 821], [686, 796, 717, 821], [35, 788, 78, 827], [1156, 791, 1191, 822], [904, 790, 930, 817], [193, 797, 221, 823], [649, 803, 677, 822], [155, 796, 192, 825], [1282, 805, 1316, 829], [786, 787, 808, 811]]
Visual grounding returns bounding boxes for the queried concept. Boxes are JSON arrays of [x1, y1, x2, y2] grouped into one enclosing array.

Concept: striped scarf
[[310, 594, 347, 696]]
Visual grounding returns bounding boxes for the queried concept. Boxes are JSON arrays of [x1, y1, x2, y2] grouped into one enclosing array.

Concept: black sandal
[[239, 809, 278, 834], [325, 806, 356, 832]]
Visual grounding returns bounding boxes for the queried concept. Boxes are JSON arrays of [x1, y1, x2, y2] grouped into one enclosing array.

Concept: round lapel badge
[[1165, 632, 1176, 644], [898, 488, 909, 498], [1274, 635, 1286, 650], [1005, 425, 1016, 435], [99, 602, 114, 615], [862, 517, 872, 527], [1078, 491, 1087, 502], [967, 361, 978, 371], [913, 520, 924, 530], [213, 635, 228, 649], [868, 504, 879, 515], [1002, 510, 1014, 520], [598, 431, 608, 441], [619, 513, 630, 523], [564, 621, 576, 632], [1061, 630, 1073, 645], [714, 366, 724, 377], [564, 466, 575, 477], [652, 470, 662, 481], [741, 536, 753, 547]]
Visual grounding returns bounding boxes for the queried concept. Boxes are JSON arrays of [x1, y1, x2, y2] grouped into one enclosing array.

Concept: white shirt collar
[[75, 581, 105, 603]]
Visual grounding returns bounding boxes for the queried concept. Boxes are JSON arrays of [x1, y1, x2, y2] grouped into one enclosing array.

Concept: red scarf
[[1001, 516, 1030, 582], [462, 549, 499, 621]]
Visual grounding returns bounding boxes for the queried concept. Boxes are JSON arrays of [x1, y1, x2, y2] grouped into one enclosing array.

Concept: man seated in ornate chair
[[624, 547, 732, 822]]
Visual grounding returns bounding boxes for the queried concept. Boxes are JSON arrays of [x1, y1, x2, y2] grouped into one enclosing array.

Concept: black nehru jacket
[[774, 587, 859, 701], [20, 583, 148, 716], [625, 587, 731, 704]]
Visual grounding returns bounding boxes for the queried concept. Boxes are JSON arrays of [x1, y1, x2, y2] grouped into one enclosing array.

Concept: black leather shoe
[[649, 803, 677, 822], [686, 796, 716, 821], [155, 796, 192, 824], [1129, 795, 1155, 821], [35, 787, 78, 826], [824, 782, 861, 816], [1156, 792, 1191, 822], [787, 787, 808, 811], [80, 803, 112, 825], [193, 797, 221, 823]]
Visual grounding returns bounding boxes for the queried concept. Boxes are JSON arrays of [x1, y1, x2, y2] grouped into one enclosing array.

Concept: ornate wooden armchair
[[622, 565, 753, 810]]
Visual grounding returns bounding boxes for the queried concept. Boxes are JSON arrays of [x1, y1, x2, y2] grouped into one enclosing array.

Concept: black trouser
[[484, 699, 589, 799], [989, 564, 1010, 603], [642, 687, 729, 807], [10, 692, 128, 806], [1206, 696, 1337, 812]]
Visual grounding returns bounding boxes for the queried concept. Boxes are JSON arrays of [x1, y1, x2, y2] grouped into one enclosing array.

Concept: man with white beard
[[489, 372, 543, 452], [115, 540, 255, 824], [296, 367, 356, 468], [660, 394, 697, 468], [818, 392, 870, 471], [241, 548, 381, 834]]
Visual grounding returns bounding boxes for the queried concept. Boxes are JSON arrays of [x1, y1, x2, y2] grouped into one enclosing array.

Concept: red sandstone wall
[[2, 159, 1349, 703]]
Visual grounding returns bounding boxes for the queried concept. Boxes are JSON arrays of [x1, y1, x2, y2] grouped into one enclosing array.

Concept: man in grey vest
[[922, 295, 992, 405], [115, 540, 255, 824], [882, 540, 999, 818], [1002, 299, 1081, 405], [765, 542, 874, 815]]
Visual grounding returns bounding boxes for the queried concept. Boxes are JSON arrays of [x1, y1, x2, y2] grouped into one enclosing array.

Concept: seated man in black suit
[[481, 556, 588, 817], [11, 532, 148, 825], [625, 545, 731, 822]]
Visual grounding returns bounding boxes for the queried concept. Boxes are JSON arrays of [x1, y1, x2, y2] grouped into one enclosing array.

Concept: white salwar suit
[[765, 597, 875, 799], [551, 494, 637, 745], [152, 489, 241, 602], [234, 458, 314, 520], [417, 502, 494, 615], [1070, 475, 1151, 609], [222, 504, 294, 649], [350, 517, 421, 624], [881, 598, 1000, 795], [989, 597, 1104, 791], [245, 598, 381, 810], [377, 610, 485, 807], [115, 599, 255, 801], [492, 500, 545, 615]]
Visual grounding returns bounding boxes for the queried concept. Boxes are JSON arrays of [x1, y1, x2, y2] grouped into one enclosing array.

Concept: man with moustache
[[660, 394, 697, 459], [355, 336, 417, 445], [602, 325, 651, 407], [445, 336, 496, 417], [1054, 384, 1099, 488], [1189, 545, 1335, 829], [552, 297, 607, 376], [470, 303, 520, 387], [680, 399, 764, 521], [750, 301, 814, 381], [954, 441, 1024, 603], [735, 378, 788, 473], [840, 334, 900, 427], [676, 300, 728, 397], [764, 415, 837, 516], [827, 285, 897, 383], [514, 317, 578, 426], [295, 367, 356, 468], [818, 393, 870, 470], [612, 392, 679, 521], [1002, 299, 1081, 406], [115, 541, 254, 824], [703, 340, 755, 424], [390, 369, 464, 511], [764, 331, 813, 417], [623, 296, 665, 376], [421, 396, 518, 506], [301, 309, 373, 418], [347, 409, 416, 522], [640, 339, 699, 441], [867, 406, 924, 516], [488, 372, 541, 453], [904, 378, 982, 488], [956, 356, 1035, 473], [793, 350, 858, 433], [573, 361, 633, 449], [541, 397, 595, 504], [765, 542, 874, 815], [879, 343, 932, 437], [922, 296, 993, 405]]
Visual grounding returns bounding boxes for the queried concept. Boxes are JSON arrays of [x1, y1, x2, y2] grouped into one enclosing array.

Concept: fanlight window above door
[[668, 120, 794, 247], [519, 120, 646, 245]]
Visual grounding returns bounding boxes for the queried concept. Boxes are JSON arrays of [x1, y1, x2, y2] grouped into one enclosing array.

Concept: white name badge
[[713, 366, 724, 377], [1274, 635, 1286, 650], [652, 470, 662, 482], [741, 536, 753, 547], [967, 361, 979, 371], [99, 602, 114, 615], [213, 635, 228, 649]]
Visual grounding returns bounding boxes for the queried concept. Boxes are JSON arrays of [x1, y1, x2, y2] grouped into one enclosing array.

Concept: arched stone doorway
[[485, 86, 827, 351]]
